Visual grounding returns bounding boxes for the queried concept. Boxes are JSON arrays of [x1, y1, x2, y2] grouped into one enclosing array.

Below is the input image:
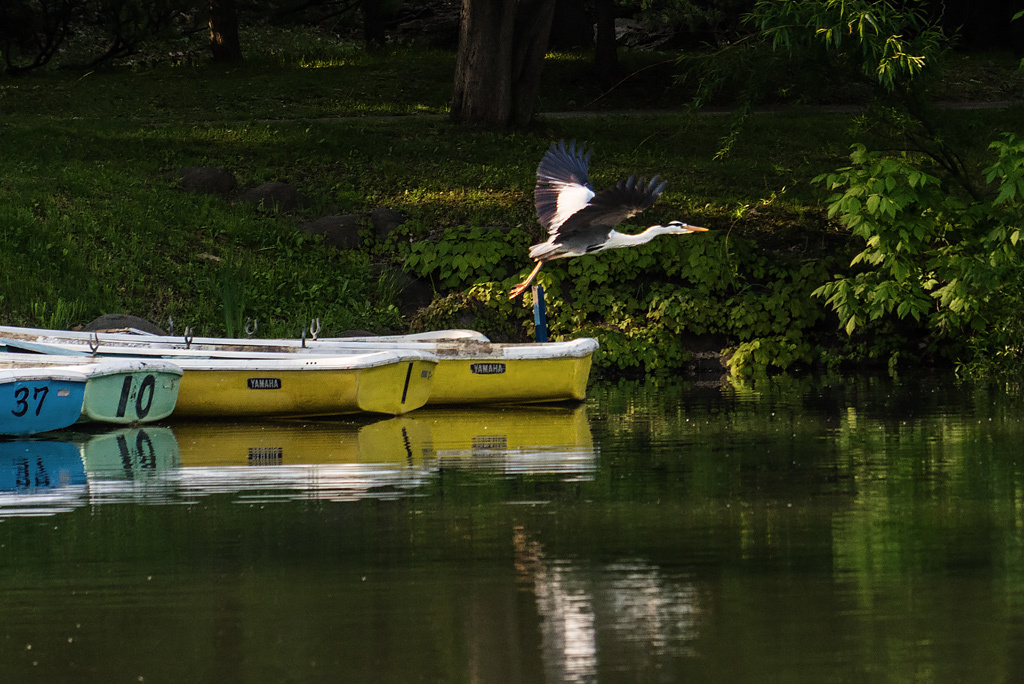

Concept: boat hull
[[0, 370, 86, 435], [171, 358, 436, 417], [79, 364, 181, 423], [427, 351, 593, 405]]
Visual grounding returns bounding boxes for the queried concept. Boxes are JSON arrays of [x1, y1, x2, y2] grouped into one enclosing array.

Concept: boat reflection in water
[[0, 438, 88, 516], [0, 405, 596, 514], [166, 405, 596, 500], [409, 405, 596, 479], [165, 418, 437, 502]]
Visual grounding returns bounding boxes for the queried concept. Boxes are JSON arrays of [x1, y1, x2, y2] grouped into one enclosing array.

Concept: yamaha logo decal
[[247, 377, 282, 390], [470, 363, 506, 375]]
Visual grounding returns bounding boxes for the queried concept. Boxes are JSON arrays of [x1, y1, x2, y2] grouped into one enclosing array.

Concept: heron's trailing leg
[[509, 261, 544, 299]]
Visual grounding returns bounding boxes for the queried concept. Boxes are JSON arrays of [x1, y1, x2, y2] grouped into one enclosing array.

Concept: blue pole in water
[[532, 285, 548, 343]]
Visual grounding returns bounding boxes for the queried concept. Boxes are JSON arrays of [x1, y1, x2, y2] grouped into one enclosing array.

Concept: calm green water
[[1, 375, 1023, 683]]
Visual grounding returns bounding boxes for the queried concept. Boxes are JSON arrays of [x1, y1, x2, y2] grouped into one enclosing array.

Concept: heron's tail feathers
[[528, 240, 562, 260]]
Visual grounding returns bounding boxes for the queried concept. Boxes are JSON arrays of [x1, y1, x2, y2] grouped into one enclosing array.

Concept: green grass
[[0, 29, 1020, 363], [0, 50, 456, 122]]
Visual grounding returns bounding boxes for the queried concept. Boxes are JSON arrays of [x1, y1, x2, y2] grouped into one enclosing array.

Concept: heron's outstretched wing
[[534, 140, 596, 235], [557, 175, 668, 244]]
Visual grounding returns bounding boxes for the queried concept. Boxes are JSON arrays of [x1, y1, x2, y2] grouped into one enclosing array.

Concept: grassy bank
[[1, 37, 1021, 375]]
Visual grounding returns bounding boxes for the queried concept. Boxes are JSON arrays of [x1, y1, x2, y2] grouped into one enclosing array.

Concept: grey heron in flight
[[509, 140, 708, 299]]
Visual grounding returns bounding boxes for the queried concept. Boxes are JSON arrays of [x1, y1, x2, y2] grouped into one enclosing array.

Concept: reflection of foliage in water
[[580, 375, 1024, 680]]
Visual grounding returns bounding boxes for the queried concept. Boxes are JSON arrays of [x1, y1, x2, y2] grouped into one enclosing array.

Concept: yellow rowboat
[[0, 354, 181, 424], [0, 325, 598, 406], [409, 339, 597, 405], [0, 342, 438, 418], [121, 351, 438, 418]]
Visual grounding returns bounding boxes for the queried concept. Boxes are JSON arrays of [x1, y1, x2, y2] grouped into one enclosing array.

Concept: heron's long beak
[[672, 224, 708, 234]]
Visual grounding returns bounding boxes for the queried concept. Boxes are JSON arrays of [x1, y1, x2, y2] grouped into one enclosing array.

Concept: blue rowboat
[[0, 368, 86, 436]]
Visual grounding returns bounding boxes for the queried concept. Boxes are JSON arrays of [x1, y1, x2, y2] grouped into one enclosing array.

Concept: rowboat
[[322, 330, 490, 343], [0, 368, 86, 435], [76, 327, 490, 343], [0, 324, 598, 405], [81, 351, 437, 418], [0, 354, 181, 424]]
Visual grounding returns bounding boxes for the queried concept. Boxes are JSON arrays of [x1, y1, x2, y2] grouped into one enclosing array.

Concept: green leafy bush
[[540, 232, 830, 375], [814, 137, 1024, 373], [404, 225, 529, 289], [403, 219, 837, 376]]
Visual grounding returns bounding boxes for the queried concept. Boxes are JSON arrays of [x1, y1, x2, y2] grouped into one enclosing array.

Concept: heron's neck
[[605, 226, 672, 249]]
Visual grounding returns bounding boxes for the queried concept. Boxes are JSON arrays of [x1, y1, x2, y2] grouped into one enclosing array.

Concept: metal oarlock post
[[532, 285, 548, 343]]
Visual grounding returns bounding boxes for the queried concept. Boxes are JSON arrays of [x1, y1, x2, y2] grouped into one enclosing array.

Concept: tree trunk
[[450, 0, 556, 129], [209, 0, 243, 63]]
